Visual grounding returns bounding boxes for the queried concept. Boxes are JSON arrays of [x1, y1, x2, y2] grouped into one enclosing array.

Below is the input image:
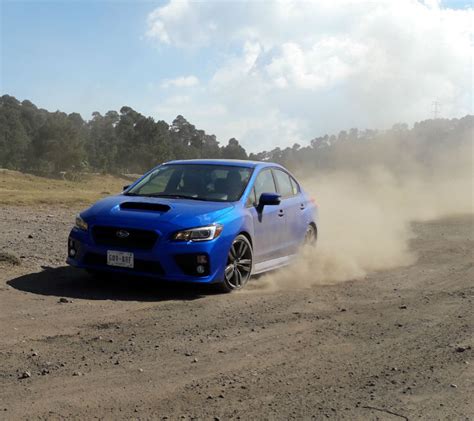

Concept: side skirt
[[252, 254, 297, 275]]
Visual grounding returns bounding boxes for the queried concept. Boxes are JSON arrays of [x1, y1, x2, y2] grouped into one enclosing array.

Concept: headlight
[[75, 215, 88, 231], [172, 224, 223, 242]]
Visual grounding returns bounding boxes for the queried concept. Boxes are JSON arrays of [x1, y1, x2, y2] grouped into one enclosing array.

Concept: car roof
[[163, 159, 281, 169]]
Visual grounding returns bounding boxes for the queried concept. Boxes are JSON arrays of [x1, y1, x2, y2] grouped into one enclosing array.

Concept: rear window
[[290, 176, 300, 195]]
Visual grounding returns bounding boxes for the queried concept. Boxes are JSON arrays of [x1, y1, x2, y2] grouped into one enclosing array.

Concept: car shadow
[[7, 266, 215, 302]]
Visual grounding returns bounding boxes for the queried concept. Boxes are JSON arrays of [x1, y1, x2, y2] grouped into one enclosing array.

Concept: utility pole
[[432, 100, 441, 119]]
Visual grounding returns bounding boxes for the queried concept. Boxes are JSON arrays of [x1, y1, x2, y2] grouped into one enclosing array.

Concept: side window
[[290, 176, 300, 195], [254, 169, 277, 201], [273, 169, 293, 198], [245, 187, 257, 207]]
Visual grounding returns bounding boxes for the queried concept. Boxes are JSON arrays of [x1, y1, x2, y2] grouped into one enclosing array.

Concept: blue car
[[67, 159, 318, 292]]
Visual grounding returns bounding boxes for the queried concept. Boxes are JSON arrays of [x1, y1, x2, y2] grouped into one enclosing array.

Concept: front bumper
[[66, 227, 231, 283]]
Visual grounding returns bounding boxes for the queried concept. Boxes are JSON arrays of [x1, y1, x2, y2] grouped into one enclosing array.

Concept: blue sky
[[2, 1, 204, 116], [1, 0, 472, 151]]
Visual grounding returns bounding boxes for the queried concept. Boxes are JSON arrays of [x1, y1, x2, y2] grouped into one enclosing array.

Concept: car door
[[272, 169, 306, 255], [248, 168, 284, 263]]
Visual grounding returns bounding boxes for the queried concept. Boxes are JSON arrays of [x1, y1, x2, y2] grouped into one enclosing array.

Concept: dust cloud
[[254, 141, 473, 291]]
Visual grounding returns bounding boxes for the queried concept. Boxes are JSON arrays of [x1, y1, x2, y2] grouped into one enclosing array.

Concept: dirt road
[[0, 206, 472, 420]]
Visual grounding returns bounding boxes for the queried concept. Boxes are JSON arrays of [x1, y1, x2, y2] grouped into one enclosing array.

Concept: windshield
[[125, 164, 253, 202]]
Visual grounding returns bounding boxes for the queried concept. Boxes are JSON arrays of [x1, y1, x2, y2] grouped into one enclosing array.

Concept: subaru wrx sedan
[[67, 159, 318, 291]]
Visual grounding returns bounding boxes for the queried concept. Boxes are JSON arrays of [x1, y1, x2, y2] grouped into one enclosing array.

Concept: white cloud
[[146, 0, 217, 47], [146, 0, 191, 45], [161, 75, 199, 88], [265, 39, 368, 90], [147, 0, 473, 151]]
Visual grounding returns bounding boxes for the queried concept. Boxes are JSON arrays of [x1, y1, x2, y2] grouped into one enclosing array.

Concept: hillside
[[1, 95, 472, 178]]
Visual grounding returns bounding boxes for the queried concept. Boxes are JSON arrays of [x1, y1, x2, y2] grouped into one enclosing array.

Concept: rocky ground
[[0, 206, 472, 420]]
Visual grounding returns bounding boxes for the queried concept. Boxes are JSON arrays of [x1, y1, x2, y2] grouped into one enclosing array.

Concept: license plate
[[107, 250, 134, 268]]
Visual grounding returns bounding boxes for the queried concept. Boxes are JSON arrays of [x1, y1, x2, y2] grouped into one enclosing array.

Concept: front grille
[[92, 226, 158, 250], [83, 252, 165, 275]]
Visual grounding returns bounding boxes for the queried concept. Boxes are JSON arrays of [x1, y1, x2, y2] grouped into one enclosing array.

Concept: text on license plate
[[107, 250, 134, 268]]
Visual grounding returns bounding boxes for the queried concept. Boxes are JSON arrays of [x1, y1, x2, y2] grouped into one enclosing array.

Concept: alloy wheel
[[224, 236, 253, 290], [304, 224, 317, 245]]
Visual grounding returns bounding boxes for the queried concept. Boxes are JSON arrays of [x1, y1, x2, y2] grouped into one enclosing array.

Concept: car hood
[[81, 195, 235, 231]]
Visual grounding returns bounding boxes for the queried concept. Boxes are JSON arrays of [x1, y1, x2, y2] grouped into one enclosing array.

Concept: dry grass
[[0, 169, 132, 206]]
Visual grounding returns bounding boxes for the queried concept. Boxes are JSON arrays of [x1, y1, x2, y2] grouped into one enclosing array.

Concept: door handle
[[278, 209, 285, 217]]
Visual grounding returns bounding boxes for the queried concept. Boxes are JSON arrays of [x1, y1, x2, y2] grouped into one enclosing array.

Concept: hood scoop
[[120, 202, 171, 212]]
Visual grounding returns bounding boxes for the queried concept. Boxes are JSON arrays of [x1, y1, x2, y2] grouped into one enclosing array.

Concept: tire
[[216, 234, 253, 293], [304, 224, 317, 246]]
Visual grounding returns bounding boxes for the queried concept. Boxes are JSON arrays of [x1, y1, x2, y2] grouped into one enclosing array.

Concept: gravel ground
[[0, 206, 472, 420]]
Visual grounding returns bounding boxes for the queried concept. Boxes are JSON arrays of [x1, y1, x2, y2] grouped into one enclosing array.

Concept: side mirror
[[123, 185, 130, 191], [257, 192, 281, 212]]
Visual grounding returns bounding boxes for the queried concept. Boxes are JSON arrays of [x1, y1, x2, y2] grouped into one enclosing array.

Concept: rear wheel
[[217, 235, 253, 293], [304, 224, 317, 245]]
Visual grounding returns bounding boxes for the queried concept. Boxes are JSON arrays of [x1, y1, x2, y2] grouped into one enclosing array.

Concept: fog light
[[69, 248, 76, 257], [196, 255, 208, 264], [196, 265, 205, 274]]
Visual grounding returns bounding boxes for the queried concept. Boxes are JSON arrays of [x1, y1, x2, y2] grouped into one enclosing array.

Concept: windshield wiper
[[146, 193, 210, 201], [125, 192, 210, 201], [124, 192, 213, 201]]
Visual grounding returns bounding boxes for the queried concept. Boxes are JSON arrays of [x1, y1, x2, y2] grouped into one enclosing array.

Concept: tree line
[[0, 94, 472, 177]]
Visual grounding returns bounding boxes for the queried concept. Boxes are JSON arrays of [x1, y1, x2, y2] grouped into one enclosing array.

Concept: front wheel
[[216, 235, 253, 293]]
